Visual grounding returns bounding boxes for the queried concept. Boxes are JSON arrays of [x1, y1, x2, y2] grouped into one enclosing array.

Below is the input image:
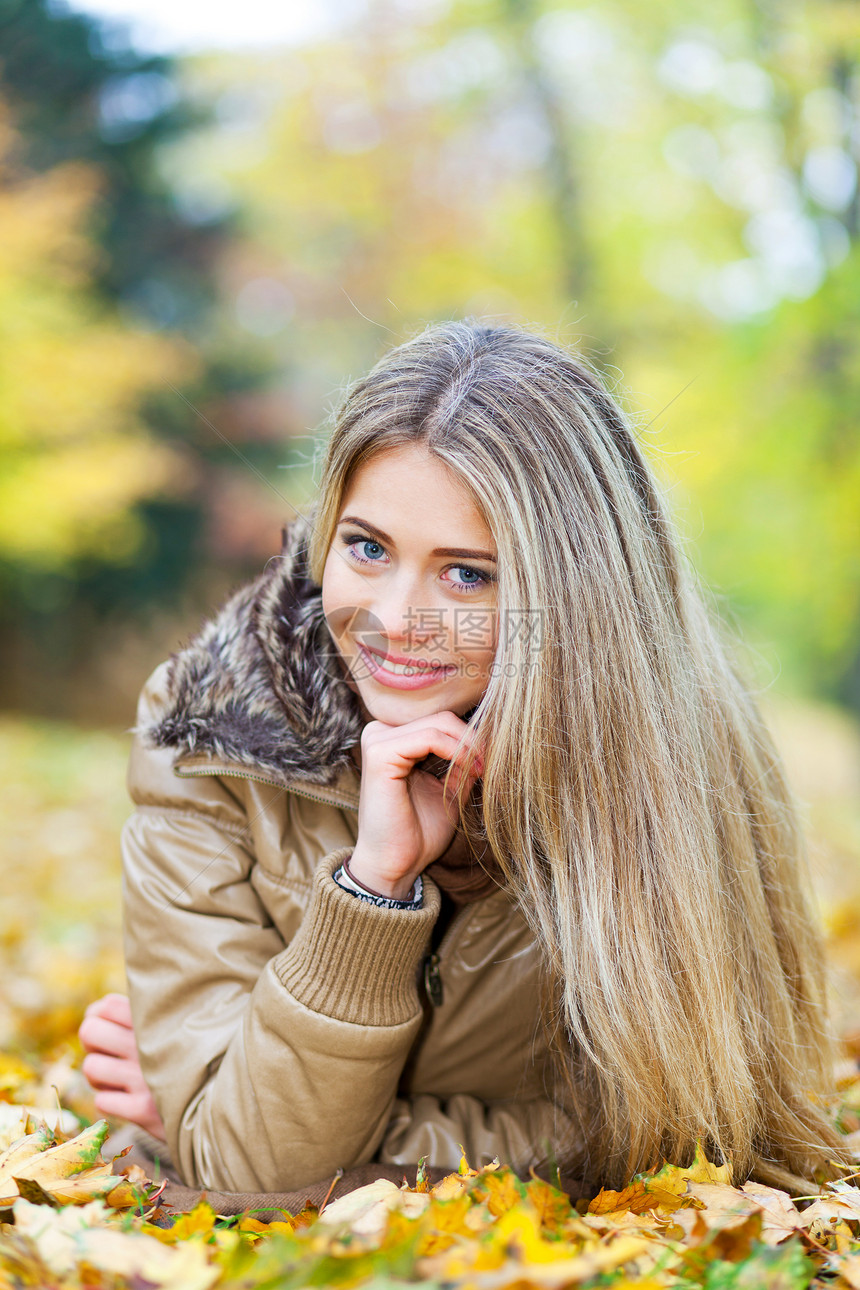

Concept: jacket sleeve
[[122, 666, 441, 1193]]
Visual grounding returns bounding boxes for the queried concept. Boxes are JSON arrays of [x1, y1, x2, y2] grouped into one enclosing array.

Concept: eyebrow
[[338, 515, 497, 563]]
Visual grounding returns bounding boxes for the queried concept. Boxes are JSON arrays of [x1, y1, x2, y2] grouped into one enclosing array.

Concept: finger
[[82, 1052, 142, 1093], [444, 761, 481, 792], [94, 1088, 165, 1139], [440, 766, 480, 810], [78, 1016, 139, 1061], [79, 1015, 139, 1060], [365, 711, 483, 756], [439, 757, 484, 794], [83, 994, 133, 1027], [365, 727, 480, 779], [422, 742, 483, 790]]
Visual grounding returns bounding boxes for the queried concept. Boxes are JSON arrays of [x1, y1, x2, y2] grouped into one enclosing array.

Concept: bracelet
[[334, 859, 423, 910], [343, 854, 417, 903]]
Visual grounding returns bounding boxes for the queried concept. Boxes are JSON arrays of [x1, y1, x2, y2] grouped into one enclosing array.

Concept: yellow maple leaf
[[589, 1180, 687, 1216], [415, 1194, 473, 1256], [237, 1216, 270, 1234], [640, 1141, 732, 1196], [266, 1220, 296, 1237], [491, 1202, 570, 1264], [0, 1117, 116, 1208], [170, 1200, 218, 1240], [237, 1214, 295, 1238], [525, 1174, 571, 1233], [477, 1167, 526, 1218]]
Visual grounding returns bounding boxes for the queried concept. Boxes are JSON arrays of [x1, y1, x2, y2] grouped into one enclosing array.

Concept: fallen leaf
[[430, 1170, 470, 1201], [834, 1252, 860, 1288], [415, 1193, 472, 1256], [589, 1180, 683, 1216], [680, 1208, 764, 1267], [639, 1140, 733, 1196], [170, 1200, 218, 1240], [10, 1118, 108, 1187], [316, 1178, 430, 1236], [740, 1180, 806, 1244], [11, 1197, 219, 1290], [477, 1166, 526, 1217], [524, 1173, 571, 1233]]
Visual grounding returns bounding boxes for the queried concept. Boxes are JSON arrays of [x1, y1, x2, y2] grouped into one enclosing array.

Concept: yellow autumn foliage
[[0, 101, 198, 567]]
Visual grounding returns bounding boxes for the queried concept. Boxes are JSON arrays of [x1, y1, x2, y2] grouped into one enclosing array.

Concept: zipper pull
[[423, 953, 443, 1006]]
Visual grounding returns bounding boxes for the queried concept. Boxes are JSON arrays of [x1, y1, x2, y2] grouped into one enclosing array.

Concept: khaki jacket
[[123, 518, 570, 1193]]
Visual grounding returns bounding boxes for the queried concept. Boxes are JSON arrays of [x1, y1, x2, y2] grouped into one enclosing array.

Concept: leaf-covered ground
[[8, 1111, 860, 1288], [2, 698, 860, 1288]]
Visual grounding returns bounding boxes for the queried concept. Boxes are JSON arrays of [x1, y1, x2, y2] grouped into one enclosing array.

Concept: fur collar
[[140, 513, 365, 788]]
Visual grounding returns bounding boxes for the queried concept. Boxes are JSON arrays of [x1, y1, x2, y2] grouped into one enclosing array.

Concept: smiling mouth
[[361, 645, 450, 676]]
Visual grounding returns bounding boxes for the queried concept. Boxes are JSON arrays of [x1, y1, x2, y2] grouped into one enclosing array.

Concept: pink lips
[[365, 646, 435, 668], [356, 643, 457, 691]]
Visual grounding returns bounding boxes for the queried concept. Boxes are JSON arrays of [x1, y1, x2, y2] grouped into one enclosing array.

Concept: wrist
[[335, 862, 423, 910], [347, 848, 418, 902]]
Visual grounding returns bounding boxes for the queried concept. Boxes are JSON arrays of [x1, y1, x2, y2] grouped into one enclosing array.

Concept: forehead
[[340, 444, 495, 546]]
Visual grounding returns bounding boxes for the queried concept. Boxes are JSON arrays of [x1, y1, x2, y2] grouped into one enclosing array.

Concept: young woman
[[80, 321, 843, 1196]]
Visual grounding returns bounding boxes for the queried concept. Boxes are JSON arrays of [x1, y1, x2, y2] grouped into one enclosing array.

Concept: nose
[[364, 570, 443, 648]]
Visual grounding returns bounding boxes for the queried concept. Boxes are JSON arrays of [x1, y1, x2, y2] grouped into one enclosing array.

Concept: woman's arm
[[122, 666, 440, 1193]]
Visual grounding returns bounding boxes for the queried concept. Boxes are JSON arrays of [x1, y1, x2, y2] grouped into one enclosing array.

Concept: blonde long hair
[[307, 320, 842, 1190]]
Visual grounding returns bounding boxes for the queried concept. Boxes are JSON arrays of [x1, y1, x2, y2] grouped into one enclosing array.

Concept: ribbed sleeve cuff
[[273, 848, 441, 1027]]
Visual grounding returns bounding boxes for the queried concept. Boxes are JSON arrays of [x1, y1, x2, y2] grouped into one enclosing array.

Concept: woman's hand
[[78, 993, 166, 1141], [348, 711, 483, 900]]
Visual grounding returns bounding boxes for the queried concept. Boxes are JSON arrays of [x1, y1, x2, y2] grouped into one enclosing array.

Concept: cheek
[[321, 550, 376, 652], [321, 552, 352, 632], [458, 607, 499, 666]]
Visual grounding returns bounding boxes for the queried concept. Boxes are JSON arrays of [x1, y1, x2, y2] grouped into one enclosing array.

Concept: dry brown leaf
[[740, 1180, 805, 1244], [684, 1181, 758, 1218], [833, 1252, 860, 1288], [316, 1178, 430, 1236], [582, 1207, 662, 1235]]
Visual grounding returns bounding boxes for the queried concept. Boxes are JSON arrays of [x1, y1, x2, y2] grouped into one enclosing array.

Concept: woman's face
[[321, 443, 498, 726]]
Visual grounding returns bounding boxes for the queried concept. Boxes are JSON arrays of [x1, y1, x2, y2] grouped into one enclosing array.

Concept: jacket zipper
[[423, 953, 443, 1006], [174, 764, 359, 812], [421, 903, 471, 1008]]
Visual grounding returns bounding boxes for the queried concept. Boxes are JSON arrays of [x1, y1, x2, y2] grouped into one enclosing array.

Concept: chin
[[357, 684, 481, 726]]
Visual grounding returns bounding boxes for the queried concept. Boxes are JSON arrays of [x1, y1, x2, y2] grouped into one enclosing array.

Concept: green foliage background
[[0, 0, 858, 718]]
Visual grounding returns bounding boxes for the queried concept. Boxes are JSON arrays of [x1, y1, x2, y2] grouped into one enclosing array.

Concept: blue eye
[[341, 534, 494, 594], [359, 540, 384, 560], [445, 565, 494, 593], [343, 535, 388, 565]]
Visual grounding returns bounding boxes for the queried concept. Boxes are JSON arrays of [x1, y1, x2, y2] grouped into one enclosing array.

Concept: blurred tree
[[0, 0, 288, 717], [0, 105, 195, 566], [0, 0, 211, 324]]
